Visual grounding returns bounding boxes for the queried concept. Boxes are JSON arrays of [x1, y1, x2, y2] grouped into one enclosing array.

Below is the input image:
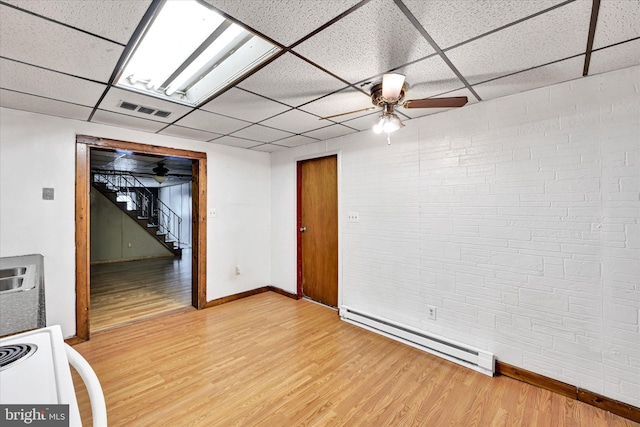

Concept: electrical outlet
[[208, 208, 217, 218], [235, 266, 241, 275], [347, 211, 360, 222], [427, 305, 437, 320]]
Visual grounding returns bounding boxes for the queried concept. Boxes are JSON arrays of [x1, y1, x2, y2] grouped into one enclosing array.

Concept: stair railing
[[92, 172, 182, 247]]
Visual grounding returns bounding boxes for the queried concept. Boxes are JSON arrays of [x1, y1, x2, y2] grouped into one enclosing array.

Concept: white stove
[[0, 325, 105, 426]]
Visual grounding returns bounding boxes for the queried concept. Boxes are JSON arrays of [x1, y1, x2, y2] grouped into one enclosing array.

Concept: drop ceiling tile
[[0, 5, 123, 82], [200, 88, 291, 122], [593, 0, 640, 49], [293, 0, 435, 84], [99, 87, 193, 123], [302, 124, 358, 141], [589, 39, 640, 76], [159, 125, 223, 142], [0, 58, 106, 107], [0, 89, 92, 121], [398, 88, 478, 119], [238, 53, 346, 107], [299, 88, 373, 123], [403, 0, 566, 50], [340, 111, 381, 131], [275, 135, 319, 148], [212, 136, 261, 149], [92, 109, 167, 133], [260, 109, 327, 134], [392, 55, 465, 100], [203, 0, 361, 47], [473, 56, 583, 101], [173, 110, 250, 135], [250, 144, 289, 153], [401, 106, 451, 121], [3, 0, 151, 44], [445, 0, 591, 85], [230, 124, 294, 143]]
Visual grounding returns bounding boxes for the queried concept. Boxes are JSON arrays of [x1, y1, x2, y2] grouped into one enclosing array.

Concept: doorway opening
[[297, 155, 339, 308], [89, 148, 193, 330], [75, 135, 207, 341]]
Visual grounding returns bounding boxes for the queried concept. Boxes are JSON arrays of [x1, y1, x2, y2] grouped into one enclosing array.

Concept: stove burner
[[0, 344, 38, 371]]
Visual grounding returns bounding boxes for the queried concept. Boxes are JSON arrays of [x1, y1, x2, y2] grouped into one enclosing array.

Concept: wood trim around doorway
[[296, 161, 303, 300], [74, 135, 207, 341]]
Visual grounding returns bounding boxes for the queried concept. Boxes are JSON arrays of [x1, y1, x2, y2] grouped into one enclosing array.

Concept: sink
[[0, 255, 45, 336], [0, 277, 24, 292], [0, 265, 36, 294], [0, 268, 27, 279]]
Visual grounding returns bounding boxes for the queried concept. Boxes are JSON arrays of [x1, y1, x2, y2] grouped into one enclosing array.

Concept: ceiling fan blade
[[382, 73, 406, 100], [319, 106, 377, 120], [402, 96, 468, 109]]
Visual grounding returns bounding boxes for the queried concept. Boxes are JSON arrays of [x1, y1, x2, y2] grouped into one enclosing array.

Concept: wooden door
[[298, 155, 338, 307]]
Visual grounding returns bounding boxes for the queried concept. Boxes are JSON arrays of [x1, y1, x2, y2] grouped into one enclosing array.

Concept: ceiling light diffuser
[[115, 0, 281, 107]]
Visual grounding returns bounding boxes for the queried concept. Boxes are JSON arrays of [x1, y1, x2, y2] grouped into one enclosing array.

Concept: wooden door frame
[[75, 135, 207, 341], [296, 152, 341, 305]]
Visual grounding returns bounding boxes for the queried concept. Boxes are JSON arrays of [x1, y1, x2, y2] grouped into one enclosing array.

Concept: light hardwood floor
[[89, 252, 191, 330], [71, 292, 639, 427]]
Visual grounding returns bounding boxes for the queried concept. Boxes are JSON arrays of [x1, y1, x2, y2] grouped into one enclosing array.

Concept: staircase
[[91, 172, 182, 257]]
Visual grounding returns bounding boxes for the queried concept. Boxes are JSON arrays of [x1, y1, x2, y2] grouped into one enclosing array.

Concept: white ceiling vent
[[118, 101, 171, 118]]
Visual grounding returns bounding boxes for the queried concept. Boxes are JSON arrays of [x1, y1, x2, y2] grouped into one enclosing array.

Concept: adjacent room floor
[[71, 292, 638, 427], [89, 250, 191, 330]]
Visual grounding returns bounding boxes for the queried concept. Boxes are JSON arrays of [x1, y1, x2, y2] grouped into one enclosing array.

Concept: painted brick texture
[[271, 66, 640, 407]]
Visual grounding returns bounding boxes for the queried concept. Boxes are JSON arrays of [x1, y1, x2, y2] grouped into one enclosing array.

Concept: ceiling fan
[[152, 162, 169, 184], [321, 73, 468, 143]]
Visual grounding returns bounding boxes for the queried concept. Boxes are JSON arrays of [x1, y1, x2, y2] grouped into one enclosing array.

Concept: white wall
[[90, 188, 173, 262], [0, 108, 272, 337], [271, 66, 640, 406]]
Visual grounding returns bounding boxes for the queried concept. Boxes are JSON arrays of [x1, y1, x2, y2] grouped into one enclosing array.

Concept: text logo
[[1, 405, 69, 426]]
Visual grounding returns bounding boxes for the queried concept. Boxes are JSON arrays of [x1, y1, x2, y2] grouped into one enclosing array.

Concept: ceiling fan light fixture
[[372, 113, 404, 135], [381, 73, 406, 101], [153, 175, 168, 184], [382, 114, 404, 133]]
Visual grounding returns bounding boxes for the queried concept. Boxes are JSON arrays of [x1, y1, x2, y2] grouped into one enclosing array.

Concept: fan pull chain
[[387, 133, 391, 145]]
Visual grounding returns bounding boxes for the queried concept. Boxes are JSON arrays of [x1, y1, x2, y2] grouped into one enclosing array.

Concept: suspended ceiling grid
[[0, 0, 638, 153]]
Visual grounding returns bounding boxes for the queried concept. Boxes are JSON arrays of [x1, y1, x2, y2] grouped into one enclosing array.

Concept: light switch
[[208, 208, 217, 218], [347, 211, 359, 222]]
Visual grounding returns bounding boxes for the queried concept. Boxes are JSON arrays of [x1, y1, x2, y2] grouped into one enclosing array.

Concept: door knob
[[299, 227, 306, 232]]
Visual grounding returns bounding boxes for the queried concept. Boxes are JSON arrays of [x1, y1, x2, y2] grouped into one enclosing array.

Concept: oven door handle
[[65, 344, 107, 427]]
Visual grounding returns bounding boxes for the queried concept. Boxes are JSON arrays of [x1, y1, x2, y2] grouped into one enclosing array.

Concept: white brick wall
[[271, 65, 640, 407]]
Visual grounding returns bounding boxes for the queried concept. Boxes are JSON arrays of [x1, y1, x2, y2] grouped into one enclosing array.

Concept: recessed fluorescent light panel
[[115, 0, 280, 107]]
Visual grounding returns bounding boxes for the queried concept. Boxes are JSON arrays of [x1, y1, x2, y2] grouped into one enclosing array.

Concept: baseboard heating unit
[[339, 306, 495, 376]]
